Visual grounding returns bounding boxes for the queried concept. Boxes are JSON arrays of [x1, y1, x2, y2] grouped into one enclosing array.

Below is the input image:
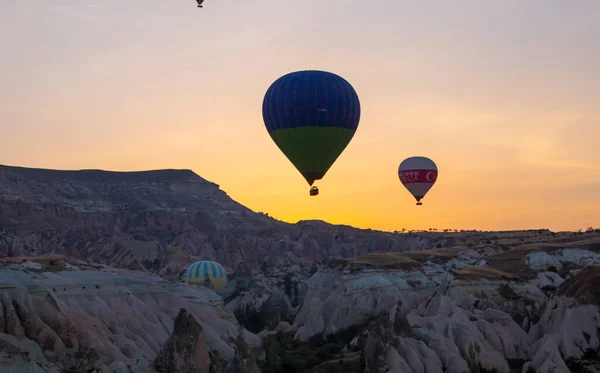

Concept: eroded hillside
[[1, 165, 600, 373], [1, 165, 445, 277]]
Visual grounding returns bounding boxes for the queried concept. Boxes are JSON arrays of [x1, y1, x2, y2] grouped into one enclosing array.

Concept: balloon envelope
[[398, 156, 438, 202], [186, 260, 228, 290], [262, 70, 361, 186]]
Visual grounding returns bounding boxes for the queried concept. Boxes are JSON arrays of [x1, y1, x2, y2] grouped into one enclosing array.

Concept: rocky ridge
[[0, 164, 443, 278], [0, 256, 262, 372], [278, 239, 600, 373], [2, 164, 600, 373]]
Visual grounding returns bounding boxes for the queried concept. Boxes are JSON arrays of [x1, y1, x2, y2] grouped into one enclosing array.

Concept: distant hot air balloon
[[262, 70, 361, 196], [398, 156, 438, 206], [186, 260, 228, 290]]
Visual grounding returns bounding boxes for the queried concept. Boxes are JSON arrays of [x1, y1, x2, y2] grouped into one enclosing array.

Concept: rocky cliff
[[0, 256, 264, 372], [2, 164, 600, 373], [0, 164, 443, 278], [280, 238, 600, 373]]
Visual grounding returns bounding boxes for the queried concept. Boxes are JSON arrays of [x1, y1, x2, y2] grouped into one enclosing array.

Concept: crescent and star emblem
[[426, 172, 434, 182]]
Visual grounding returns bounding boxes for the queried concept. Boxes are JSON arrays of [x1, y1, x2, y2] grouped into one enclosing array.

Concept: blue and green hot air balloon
[[262, 70, 361, 196]]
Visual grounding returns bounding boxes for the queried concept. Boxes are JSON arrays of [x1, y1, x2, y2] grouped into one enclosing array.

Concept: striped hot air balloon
[[186, 260, 228, 290], [398, 156, 438, 205], [262, 70, 361, 196]]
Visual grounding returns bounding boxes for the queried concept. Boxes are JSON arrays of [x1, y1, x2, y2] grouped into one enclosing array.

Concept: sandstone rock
[[154, 308, 211, 373], [3, 165, 600, 373], [526, 252, 564, 271], [0, 265, 261, 372], [0, 165, 440, 278], [232, 332, 261, 373]]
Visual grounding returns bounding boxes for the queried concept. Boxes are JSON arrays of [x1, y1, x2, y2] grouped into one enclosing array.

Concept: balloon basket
[[416, 202, 422, 206], [310, 186, 319, 196]]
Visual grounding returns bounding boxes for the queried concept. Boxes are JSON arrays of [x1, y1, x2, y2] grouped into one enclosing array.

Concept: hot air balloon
[[398, 156, 438, 206], [186, 260, 228, 290], [262, 70, 361, 196]]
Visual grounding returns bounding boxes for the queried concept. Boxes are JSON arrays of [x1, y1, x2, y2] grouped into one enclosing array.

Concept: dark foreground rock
[[155, 308, 211, 373]]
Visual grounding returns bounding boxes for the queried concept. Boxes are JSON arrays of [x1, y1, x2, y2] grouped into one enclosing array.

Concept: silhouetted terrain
[[0, 164, 444, 277], [1, 164, 599, 373]]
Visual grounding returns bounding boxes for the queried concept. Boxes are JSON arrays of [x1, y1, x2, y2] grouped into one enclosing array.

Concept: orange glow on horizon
[[1, 1, 599, 232]]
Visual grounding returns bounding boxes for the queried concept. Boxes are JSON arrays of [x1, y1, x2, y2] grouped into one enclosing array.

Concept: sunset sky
[[1, 0, 599, 232]]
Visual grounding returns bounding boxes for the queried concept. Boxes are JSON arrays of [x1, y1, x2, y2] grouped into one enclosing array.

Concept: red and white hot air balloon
[[398, 156, 438, 206]]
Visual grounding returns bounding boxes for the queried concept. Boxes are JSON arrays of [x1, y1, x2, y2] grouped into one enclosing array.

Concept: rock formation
[[2, 164, 600, 373], [0, 257, 262, 372], [154, 308, 211, 373], [0, 165, 440, 277], [289, 243, 600, 373]]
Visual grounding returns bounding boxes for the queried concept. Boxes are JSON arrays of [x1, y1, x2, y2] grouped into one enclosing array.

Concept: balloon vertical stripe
[[186, 260, 228, 290]]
